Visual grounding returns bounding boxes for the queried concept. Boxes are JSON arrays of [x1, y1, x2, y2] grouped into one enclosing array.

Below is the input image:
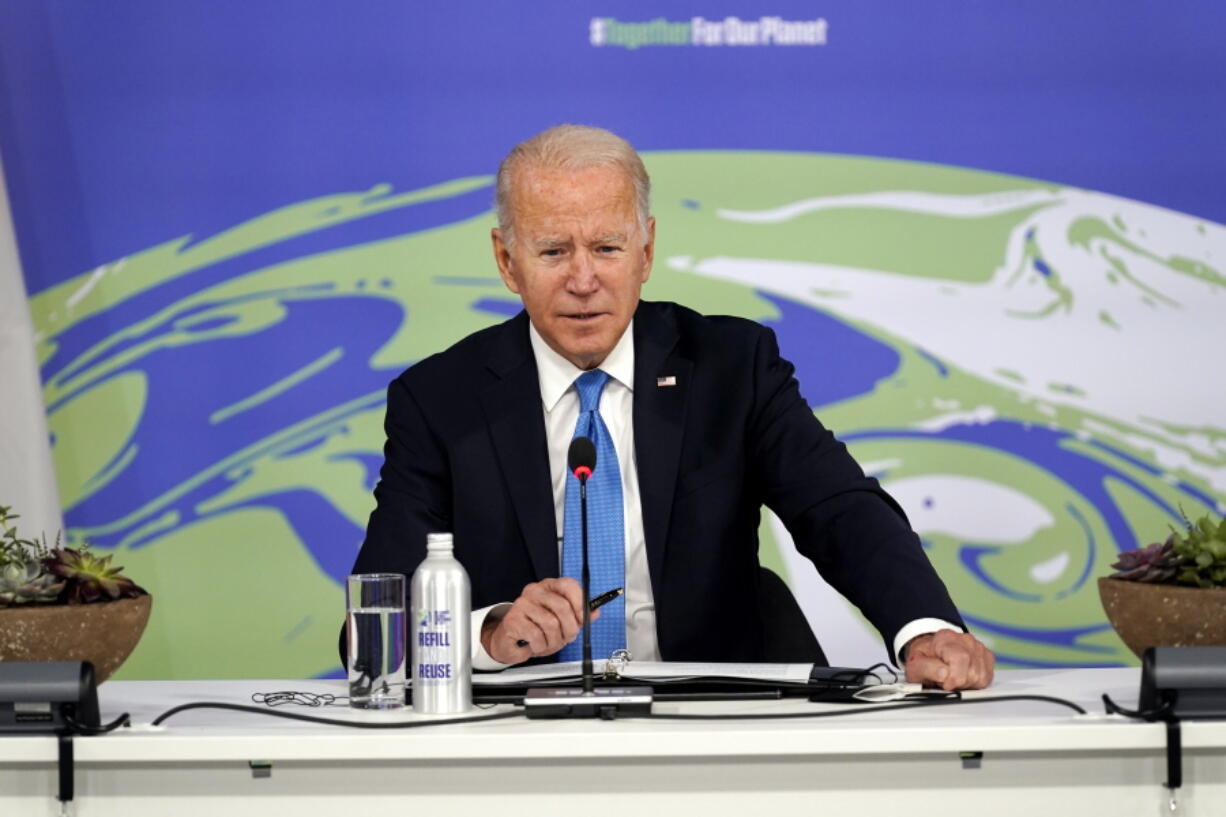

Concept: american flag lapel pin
[[656, 375, 677, 387]]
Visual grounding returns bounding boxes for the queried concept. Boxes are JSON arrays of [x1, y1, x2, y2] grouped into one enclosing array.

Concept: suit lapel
[[480, 313, 558, 580], [633, 303, 691, 597]]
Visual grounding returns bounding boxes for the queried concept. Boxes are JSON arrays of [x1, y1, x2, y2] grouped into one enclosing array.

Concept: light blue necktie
[[559, 369, 626, 662]]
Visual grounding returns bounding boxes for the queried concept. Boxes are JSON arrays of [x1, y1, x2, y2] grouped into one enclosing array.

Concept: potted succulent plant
[[0, 504, 151, 682], [1098, 511, 1226, 658]]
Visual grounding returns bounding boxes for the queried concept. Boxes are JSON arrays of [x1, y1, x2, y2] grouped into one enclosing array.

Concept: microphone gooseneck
[[522, 434, 650, 718], [567, 436, 597, 693]]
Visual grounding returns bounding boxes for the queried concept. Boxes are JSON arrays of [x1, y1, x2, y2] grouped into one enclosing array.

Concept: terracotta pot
[[0, 595, 152, 683], [1098, 577, 1226, 659]]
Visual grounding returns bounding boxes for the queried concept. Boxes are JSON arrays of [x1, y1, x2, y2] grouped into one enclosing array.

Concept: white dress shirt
[[471, 321, 956, 670], [471, 321, 656, 669]]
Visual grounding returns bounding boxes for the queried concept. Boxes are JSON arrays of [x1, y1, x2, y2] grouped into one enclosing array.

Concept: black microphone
[[567, 436, 597, 692], [568, 436, 596, 482], [523, 436, 652, 718]]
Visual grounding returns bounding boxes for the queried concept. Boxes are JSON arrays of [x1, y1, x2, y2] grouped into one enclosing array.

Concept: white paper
[[474, 660, 814, 686]]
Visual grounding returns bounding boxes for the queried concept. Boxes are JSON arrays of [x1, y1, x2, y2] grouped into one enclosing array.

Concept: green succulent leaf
[[1116, 512, 1226, 587], [1161, 511, 1226, 588], [2, 503, 145, 606], [44, 547, 147, 604], [0, 560, 64, 607]]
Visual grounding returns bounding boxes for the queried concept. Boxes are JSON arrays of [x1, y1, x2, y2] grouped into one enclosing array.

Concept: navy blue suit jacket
[[351, 300, 962, 664]]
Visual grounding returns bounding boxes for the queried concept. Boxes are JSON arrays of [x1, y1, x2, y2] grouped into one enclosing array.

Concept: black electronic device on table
[[0, 661, 100, 734], [0, 661, 104, 815], [1125, 646, 1226, 809], [1139, 646, 1226, 720]]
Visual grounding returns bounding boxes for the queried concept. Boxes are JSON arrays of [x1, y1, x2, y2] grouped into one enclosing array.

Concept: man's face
[[492, 164, 654, 370]]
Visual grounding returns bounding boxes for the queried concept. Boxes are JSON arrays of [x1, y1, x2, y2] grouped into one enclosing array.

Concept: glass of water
[[346, 573, 407, 709]]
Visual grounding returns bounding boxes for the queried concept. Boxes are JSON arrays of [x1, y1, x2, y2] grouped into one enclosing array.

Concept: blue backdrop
[[2, 1, 1223, 677]]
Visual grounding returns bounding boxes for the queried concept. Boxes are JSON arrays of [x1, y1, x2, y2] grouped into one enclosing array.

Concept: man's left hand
[[904, 630, 995, 690]]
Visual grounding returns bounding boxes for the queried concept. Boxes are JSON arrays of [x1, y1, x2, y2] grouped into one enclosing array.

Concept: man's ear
[[491, 228, 520, 294], [641, 216, 656, 283]]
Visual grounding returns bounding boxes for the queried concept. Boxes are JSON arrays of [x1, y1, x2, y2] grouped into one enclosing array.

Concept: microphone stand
[[523, 436, 652, 719], [579, 473, 594, 694]]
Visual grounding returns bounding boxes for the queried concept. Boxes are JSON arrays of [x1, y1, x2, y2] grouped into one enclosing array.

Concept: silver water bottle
[[410, 532, 472, 714]]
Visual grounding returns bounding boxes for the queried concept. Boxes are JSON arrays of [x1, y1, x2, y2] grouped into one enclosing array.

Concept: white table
[[2, 668, 1224, 816]]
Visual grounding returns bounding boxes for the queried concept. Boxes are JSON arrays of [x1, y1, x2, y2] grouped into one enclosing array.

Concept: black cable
[[1101, 692, 1172, 721], [1100, 694, 1184, 799], [645, 693, 1088, 720], [151, 702, 526, 728], [57, 734, 73, 808], [251, 691, 345, 708], [152, 691, 1084, 728], [825, 663, 897, 686], [63, 711, 131, 735]]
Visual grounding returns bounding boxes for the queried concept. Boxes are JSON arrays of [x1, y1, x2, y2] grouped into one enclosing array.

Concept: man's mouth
[[562, 312, 606, 322]]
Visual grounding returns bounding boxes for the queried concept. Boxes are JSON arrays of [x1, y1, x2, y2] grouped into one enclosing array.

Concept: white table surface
[[3, 668, 1225, 816]]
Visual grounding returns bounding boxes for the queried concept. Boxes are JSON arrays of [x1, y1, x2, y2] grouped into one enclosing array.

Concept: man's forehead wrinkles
[[525, 228, 632, 249]]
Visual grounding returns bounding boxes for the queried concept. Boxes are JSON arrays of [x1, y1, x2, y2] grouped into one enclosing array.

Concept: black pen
[[587, 587, 624, 612], [514, 587, 624, 649]]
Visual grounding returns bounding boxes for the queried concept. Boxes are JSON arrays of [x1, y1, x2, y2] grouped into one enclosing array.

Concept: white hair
[[495, 124, 651, 245]]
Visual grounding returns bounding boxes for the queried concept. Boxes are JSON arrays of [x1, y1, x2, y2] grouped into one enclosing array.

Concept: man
[[351, 125, 994, 689]]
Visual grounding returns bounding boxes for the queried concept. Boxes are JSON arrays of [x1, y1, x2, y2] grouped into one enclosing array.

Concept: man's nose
[[566, 254, 599, 295]]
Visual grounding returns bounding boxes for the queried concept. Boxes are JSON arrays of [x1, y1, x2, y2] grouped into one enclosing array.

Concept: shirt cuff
[[893, 618, 963, 666], [471, 603, 515, 671]]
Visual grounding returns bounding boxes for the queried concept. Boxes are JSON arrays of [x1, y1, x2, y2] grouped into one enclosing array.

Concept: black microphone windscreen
[[568, 436, 597, 475]]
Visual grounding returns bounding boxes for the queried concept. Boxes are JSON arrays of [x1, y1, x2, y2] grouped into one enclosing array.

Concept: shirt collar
[[529, 319, 636, 413]]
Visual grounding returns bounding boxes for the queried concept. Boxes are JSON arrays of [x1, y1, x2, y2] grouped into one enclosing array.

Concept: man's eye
[[598, 245, 621, 254], [542, 249, 563, 257]]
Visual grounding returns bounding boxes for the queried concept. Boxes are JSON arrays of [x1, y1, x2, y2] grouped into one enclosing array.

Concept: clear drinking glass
[[346, 573, 407, 709]]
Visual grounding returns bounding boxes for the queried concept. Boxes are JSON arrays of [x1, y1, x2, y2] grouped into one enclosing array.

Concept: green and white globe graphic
[[30, 152, 1226, 678]]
